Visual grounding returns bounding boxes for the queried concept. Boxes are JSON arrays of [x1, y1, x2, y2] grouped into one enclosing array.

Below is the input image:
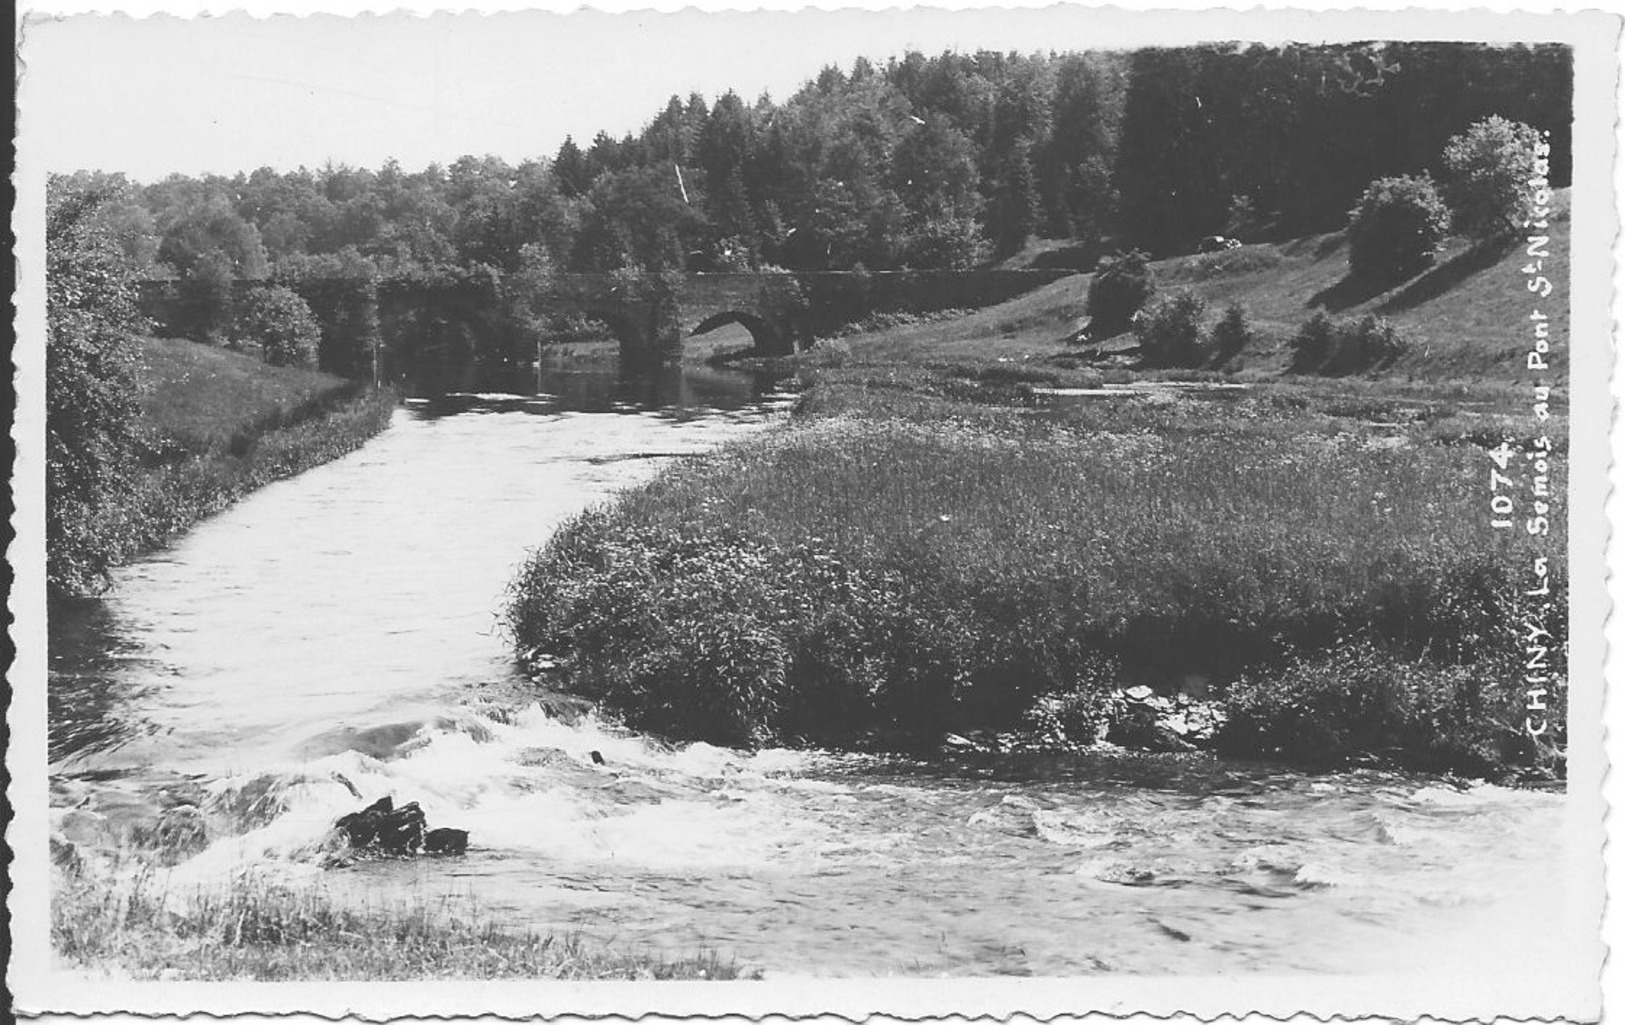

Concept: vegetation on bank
[[53, 863, 747, 981], [49, 178, 400, 597], [52, 335, 397, 596], [509, 375, 1565, 777]]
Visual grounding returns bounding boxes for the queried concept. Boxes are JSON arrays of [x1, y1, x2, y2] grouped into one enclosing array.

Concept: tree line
[[63, 41, 1569, 297]]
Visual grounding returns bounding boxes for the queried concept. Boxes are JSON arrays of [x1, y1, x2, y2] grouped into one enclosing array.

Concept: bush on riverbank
[[1219, 638, 1564, 776], [232, 285, 322, 367], [510, 387, 1565, 772], [53, 862, 746, 980]]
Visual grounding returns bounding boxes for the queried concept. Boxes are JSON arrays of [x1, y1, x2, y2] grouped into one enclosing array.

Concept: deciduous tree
[[1440, 116, 1545, 238], [46, 177, 147, 594]]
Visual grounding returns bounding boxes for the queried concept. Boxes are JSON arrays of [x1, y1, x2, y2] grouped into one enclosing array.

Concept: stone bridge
[[515, 270, 1073, 362], [138, 268, 1072, 375]]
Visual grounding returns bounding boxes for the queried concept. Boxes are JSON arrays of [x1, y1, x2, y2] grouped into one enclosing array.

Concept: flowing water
[[49, 361, 1573, 978]]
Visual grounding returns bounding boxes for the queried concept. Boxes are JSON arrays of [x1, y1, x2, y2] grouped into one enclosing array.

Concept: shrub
[[1441, 116, 1545, 238], [1218, 638, 1564, 776], [1346, 174, 1451, 283], [235, 286, 322, 368], [1288, 311, 1336, 373], [1290, 311, 1410, 376], [1133, 289, 1207, 368], [1328, 314, 1408, 375], [1208, 302, 1252, 367], [1086, 249, 1154, 334], [813, 338, 853, 367]]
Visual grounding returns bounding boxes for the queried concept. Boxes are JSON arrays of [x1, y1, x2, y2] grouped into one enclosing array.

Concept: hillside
[[821, 189, 1571, 387]]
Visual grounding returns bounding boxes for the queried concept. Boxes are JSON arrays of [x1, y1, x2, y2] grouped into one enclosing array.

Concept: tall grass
[[53, 862, 747, 981], [510, 382, 1564, 772]]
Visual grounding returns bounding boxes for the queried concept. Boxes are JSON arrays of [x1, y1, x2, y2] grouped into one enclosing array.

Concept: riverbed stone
[[335, 796, 427, 854], [424, 828, 469, 855]]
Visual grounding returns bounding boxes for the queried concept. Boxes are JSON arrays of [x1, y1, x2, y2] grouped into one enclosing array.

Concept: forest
[[62, 41, 1571, 295]]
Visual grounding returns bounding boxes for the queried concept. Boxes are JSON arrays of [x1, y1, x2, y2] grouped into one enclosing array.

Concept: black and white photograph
[[10, 3, 1615, 1020]]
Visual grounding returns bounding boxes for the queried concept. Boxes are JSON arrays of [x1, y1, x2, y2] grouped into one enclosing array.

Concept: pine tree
[[992, 141, 1040, 257], [553, 136, 592, 198]]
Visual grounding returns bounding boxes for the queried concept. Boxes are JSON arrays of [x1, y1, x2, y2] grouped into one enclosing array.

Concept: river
[[48, 361, 1575, 979]]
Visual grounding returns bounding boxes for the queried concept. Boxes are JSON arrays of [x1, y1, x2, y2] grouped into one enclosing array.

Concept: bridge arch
[[576, 305, 653, 360], [690, 310, 792, 358]]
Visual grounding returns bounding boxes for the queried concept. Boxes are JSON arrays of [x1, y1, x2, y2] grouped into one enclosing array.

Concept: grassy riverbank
[[52, 338, 397, 595], [53, 861, 746, 980]]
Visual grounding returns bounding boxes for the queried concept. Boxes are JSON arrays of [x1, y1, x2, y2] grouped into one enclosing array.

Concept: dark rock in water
[[590, 750, 606, 766], [424, 827, 469, 855], [335, 796, 426, 854], [378, 801, 426, 852]]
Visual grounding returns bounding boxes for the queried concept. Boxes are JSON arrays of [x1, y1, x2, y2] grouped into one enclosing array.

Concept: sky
[[15, 2, 1555, 183], [18, 7, 1115, 180]]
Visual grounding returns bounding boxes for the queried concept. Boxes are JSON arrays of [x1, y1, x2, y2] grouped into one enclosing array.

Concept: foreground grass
[[54, 863, 748, 981], [510, 377, 1565, 776]]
